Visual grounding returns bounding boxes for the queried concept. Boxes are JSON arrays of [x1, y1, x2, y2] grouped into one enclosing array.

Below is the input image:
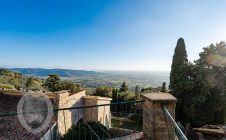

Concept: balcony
[[0, 92, 187, 140]]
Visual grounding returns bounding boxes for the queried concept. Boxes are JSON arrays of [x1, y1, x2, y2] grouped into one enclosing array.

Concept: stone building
[[0, 90, 113, 139], [54, 91, 112, 136], [83, 96, 112, 129], [54, 90, 86, 136]]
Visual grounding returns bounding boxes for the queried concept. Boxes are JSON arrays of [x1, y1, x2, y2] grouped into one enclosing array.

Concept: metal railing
[[0, 100, 144, 140], [0, 100, 188, 140], [162, 106, 188, 140]]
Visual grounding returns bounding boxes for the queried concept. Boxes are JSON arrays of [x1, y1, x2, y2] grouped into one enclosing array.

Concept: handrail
[[162, 106, 188, 140], [0, 99, 144, 140], [0, 100, 144, 117]]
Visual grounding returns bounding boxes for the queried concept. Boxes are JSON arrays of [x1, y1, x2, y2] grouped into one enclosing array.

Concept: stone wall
[[55, 92, 112, 136], [55, 90, 86, 136], [83, 96, 112, 129], [97, 99, 111, 129], [141, 92, 177, 140]]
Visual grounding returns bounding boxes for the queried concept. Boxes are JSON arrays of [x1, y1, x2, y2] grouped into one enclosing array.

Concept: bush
[[0, 84, 15, 90], [62, 120, 110, 140], [93, 86, 112, 97], [130, 114, 143, 124]]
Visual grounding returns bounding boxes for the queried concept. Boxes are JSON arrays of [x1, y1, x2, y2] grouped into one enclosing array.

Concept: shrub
[[62, 120, 110, 140], [0, 84, 15, 90], [130, 114, 143, 124]]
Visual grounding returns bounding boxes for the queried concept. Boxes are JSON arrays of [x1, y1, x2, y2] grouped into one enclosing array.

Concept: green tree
[[170, 37, 188, 96], [43, 74, 60, 92], [60, 80, 81, 93], [112, 88, 118, 102], [160, 82, 166, 92], [170, 40, 226, 126], [140, 88, 144, 93], [9, 78, 23, 90], [0, 69, 14, 77], [0, 84, 15, 90], [135, 85, 140, 99], [191, 42, 226, 126], [119, 81, 128, 92], [94, 86, 112, 97], [25, 77, 34, 91], [63, 120, 109, 140], [117, 92, 126, 102], [169, 38, 190, 122], [140, 86, 157, 93]]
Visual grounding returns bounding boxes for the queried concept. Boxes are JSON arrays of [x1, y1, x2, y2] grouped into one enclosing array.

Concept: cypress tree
[[169, 38, 189, 122], [119, 81, 128, 92], [140, 88, 145, 93], [170, 38, 188, 96], [135, 85, 140, 99], [160, 82, 166, 92], [112, 88, 118, 102]]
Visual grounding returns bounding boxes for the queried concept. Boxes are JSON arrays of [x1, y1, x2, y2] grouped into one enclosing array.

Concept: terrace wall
[[55, 90, 86, 136]]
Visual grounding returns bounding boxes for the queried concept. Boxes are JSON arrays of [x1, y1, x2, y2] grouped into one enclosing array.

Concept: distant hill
[[6, 68, 169, 93], [10, 68, 100, 77]]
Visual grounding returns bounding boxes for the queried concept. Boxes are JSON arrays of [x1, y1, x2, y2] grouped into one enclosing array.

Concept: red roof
[[0, 93, 56, 140]]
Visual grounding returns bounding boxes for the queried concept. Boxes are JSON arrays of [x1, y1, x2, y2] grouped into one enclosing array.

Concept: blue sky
[[0, 0, 226, 71]]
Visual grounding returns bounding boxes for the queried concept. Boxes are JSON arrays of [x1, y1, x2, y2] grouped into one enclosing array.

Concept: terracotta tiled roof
[[0, 93, 56, 140]]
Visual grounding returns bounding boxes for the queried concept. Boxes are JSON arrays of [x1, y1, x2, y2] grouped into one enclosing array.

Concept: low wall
[[83, 96, 112, 129], [55, 90, 86, 136]]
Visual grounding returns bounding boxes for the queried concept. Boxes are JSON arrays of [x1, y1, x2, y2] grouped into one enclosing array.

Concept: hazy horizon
[[2, 67, 170, 73]]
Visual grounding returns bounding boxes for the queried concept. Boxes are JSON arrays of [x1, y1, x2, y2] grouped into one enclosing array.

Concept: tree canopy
[[0, 69, 42, 91], [43, 74, 81, 93], [160, 82, 166, 92], [192, 42, 226, 125], [43, 74, 60, 92], [93, 86, 112, 97], [112, 88, 118, 102], [135, 85, 140, 99], [170, 39, 226, 126], [170, 37, 188, 96], [119, 81, 128, 92], [62, 120, 109, 140]]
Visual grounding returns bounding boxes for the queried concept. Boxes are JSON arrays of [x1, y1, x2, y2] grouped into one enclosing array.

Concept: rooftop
[[0, 92, 57, 140], [1, 90, 56, 99]]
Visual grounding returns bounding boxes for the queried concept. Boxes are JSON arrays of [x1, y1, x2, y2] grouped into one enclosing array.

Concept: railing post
[[141, 92, 177, 140]]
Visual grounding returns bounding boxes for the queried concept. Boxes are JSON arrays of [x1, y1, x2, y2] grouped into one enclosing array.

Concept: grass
[[111, 118, 142, 131]]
